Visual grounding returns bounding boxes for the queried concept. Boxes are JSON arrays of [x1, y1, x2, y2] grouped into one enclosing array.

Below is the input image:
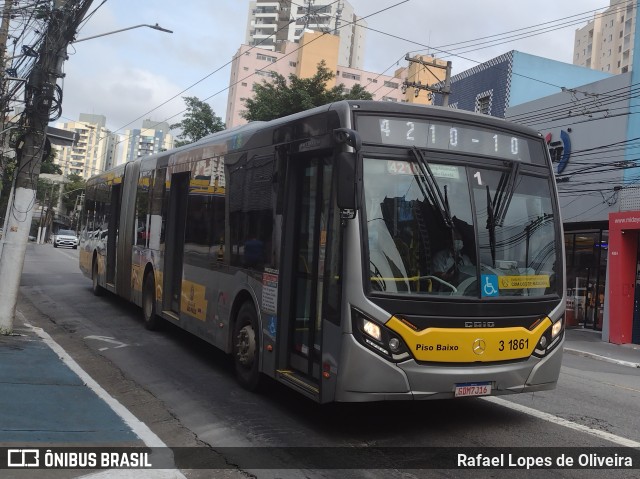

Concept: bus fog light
[[538, 336, 547, 348], [388, 338, 400, 352], [363, 319, 381, 341], [552, 319, 563, 338]]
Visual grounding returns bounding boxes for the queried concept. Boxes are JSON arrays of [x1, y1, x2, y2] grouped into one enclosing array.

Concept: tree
[[61, 173, 85, 213], [0, 140, 61, 223], [40, 147, 62, 175], [170, 96, 225, 147], [241, 60, 373, 122]]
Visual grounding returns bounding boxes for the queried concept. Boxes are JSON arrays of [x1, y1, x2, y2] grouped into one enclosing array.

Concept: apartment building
[[245, 0, 366, 69], [227, 31, 397, 128], [226, 30, 449, 128], [573, 0, 637, 74], [121, 119, 174, 163], [53, 114, 117, 180]]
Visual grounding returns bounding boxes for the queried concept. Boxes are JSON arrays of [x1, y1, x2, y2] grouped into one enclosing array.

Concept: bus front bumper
[[335, 334, 564, 402]]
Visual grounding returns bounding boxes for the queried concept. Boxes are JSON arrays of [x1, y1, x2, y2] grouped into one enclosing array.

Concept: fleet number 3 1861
[[498, 338, 529, 351]]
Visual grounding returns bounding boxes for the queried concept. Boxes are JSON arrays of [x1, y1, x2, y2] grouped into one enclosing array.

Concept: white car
[[53, 229, 78, 249]]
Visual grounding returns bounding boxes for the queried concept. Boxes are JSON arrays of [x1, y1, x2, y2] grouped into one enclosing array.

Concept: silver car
[[53, 229, 78, 249]]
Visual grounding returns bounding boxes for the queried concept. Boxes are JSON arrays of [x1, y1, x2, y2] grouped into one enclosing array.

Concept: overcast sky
[[58, 0, 609, 133]]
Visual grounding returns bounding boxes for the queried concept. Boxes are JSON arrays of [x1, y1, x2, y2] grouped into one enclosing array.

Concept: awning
[[45, 126, 77, 147]]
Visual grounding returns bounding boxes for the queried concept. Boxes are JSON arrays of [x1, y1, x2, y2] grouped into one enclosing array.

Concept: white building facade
[[121, 119, 174, 163], [573, 0, 637, 74], [53, 114, 117, 179]]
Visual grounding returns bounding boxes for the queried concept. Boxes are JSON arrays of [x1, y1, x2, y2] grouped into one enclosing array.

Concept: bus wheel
[[142, 272, 161, 331], [233, 302, 261, 391], [91, 260, 103, 296]]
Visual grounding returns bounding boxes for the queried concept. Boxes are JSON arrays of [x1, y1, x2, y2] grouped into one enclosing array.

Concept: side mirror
[[336, 151, 356, 212], [334, 128, 361, 218]]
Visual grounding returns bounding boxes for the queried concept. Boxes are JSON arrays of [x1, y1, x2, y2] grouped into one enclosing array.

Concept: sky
[[57, 0, 610, 135]]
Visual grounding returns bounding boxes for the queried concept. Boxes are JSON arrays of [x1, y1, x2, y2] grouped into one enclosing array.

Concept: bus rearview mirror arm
[[334, 128, 361, 219]]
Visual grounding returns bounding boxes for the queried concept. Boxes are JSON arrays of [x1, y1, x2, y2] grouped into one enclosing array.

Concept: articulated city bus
[[79, 100, 565, 402]]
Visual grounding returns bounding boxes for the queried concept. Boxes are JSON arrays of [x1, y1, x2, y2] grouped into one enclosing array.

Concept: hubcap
[[143, 281, 153, 320], [236, 325, 256, 367]]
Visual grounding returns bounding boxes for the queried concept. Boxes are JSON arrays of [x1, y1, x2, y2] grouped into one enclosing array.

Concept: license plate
[[455, 382, 492, 398]]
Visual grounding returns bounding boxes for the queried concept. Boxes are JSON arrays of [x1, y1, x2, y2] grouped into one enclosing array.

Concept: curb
[[563, 347, 640, 369]]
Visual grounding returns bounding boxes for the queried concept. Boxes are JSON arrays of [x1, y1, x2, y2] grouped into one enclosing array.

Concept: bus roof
[[90, 101, 543, 181]]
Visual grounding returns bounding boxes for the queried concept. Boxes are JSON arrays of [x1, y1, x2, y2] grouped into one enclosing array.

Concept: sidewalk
[[563, 326, 640, 368], [0, 314, 186, 479]]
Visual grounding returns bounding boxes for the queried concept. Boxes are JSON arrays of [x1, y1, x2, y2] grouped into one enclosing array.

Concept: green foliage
[[0, 143, 61, 222], [36, 179, 61, 204], [62, 174, 86, 213], [170, 97, 225, 147], [40, 148, 62, 175], [241, 60, 373, 122]]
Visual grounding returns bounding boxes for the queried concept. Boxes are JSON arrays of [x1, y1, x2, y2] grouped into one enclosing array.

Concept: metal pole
[[442, 61, 452, 107], [0, 0, 96, 334], [73, 23, 172, 43]]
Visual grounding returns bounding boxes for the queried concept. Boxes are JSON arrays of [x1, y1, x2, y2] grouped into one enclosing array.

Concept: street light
[[73, 23, 173, 43]]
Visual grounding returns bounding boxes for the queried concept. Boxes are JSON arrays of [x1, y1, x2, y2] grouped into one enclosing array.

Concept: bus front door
[[283, 156, 341, 401]]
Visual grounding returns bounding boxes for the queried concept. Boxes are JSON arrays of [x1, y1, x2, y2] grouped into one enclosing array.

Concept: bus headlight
[[533, 316, 564, 358], [363, 319, 382, 341], [351, 308, 410, 362], [552, 317, 563, 338]]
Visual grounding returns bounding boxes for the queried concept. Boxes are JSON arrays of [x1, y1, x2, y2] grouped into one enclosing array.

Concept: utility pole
[[402, 54, 452, 106], [0, 0, 14, 193], [0, 0, 94, 334]]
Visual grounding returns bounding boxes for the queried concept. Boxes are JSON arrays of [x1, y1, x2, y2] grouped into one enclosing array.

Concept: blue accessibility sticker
[[267, 315, 277, 338], [481, 274, 499, 297]]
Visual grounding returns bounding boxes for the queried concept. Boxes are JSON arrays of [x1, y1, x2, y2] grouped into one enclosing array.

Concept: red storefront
[[608, 211, 640, 344]]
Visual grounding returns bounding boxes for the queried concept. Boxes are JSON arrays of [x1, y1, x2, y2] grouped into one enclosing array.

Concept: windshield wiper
[[410, 146, 453, 229], [486, 161, 520, 266], [493, 161, 520, 226], [486, 185, 496, 267]]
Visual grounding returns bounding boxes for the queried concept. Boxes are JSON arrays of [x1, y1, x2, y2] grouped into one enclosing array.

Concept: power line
[[361, 2, 633, 104], [64, 0, 409, 172]]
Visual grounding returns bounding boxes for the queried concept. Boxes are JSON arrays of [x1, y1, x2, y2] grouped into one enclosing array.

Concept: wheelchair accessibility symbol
[[481, 274, 499, 297]]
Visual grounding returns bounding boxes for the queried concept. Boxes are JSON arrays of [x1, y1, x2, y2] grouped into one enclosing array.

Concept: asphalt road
[[15, 243, 640, 479]]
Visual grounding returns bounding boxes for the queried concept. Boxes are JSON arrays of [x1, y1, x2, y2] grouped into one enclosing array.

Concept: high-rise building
[[121, 119, 174, 163], [53, 114, 117, 179], [245, 0, 366, 69], [573, 0, 637, 74]]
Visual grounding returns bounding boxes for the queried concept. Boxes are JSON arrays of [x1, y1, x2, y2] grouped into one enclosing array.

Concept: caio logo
[[545, 130, 571, 174]]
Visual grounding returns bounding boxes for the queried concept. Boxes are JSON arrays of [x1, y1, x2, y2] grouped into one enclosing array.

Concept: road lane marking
[[85, 335, 129, 351], [483, 396, 640, 448]]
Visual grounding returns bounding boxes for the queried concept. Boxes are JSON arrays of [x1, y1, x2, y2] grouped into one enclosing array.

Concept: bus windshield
[[363, 156, 558, 298]]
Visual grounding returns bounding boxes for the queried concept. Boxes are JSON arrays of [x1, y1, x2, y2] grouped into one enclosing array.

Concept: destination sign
[[357, 115, 544, 164]]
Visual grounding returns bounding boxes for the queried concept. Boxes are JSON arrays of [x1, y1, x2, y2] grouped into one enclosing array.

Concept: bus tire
[[233, 302, 261, 391], [91, 259, 103, 296], [142, 272, 162, 331]]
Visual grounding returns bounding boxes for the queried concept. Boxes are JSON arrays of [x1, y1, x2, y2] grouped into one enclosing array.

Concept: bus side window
[[229, 154, 274, 270]]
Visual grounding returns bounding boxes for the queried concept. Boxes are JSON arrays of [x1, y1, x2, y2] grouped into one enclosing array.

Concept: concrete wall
[[506, 72, 632, 225], [510, 51, 613, 107], [433, 51, 613, 118]]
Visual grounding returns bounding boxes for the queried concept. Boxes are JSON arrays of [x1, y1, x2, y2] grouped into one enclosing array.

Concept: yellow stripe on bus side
[[180, 280, 208, 321], [386, 316, 552, 362]]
